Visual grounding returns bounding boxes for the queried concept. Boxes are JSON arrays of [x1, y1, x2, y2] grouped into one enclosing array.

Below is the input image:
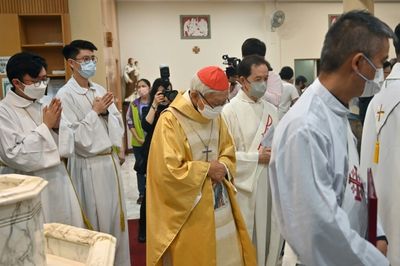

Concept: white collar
[[4, 90, 37, 108], [68, 76, 96, 95], [386, 62, 400, 80], [236, 88, 261, 104]]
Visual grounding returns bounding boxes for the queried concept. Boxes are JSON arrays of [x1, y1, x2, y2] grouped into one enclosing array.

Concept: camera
[[222, 55, 241, 78], [159, 65, 178, 101]]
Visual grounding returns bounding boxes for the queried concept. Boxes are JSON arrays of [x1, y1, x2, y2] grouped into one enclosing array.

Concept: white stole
[[234, 101, 273, 193], [167, 106, 243, 266]]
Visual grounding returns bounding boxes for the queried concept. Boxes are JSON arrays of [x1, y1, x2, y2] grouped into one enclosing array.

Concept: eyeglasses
[[199, 92, 229, 109], [74, 55, 98, 64], [21, 77, 50, 87]]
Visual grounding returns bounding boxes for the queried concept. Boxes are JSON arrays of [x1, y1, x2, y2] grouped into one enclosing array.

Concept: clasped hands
[[92, 92, 114, 115]]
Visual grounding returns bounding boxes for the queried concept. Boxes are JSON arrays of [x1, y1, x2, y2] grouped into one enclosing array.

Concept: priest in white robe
[[360, 24, 400, 266], [222, 55, 282, 266], [57, 40, 130, 266], [241, 38, 283, 110], [269, 11, 392, 265], [0, 52, 83, 227]]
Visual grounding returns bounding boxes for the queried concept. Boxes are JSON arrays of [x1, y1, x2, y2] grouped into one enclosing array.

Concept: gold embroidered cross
[[377, 104, 384, 122]]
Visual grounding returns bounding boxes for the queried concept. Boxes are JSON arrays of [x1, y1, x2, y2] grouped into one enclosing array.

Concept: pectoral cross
[[348, 166, 363, 202], [203, 146, 212, 162], [377, 104, 385, 122]]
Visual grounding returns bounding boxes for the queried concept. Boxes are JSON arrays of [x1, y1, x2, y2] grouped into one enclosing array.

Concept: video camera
[[222, 55, 241, 78], [159, 65, 178, 102]]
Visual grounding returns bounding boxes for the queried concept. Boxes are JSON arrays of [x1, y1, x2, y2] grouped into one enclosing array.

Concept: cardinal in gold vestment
[[146, 66, 256, 266]]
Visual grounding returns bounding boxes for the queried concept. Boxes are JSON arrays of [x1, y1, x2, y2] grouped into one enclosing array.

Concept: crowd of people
[[0, 9, 399, 266]]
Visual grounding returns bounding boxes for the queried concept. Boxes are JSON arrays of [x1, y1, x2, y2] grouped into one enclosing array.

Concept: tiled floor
[[121, 153, 141, 220]]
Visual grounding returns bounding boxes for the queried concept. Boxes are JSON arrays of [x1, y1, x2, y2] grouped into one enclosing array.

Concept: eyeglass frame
[[198, 92, 229, 109], [73, 55, 98, 64], [19, 77, 50, 88]]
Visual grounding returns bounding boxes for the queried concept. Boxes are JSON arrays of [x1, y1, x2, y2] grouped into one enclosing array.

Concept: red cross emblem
[[348, 166, 364, 202]]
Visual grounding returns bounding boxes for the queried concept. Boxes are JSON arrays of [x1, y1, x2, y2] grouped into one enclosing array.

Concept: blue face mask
[[78, 60, 96, 79]]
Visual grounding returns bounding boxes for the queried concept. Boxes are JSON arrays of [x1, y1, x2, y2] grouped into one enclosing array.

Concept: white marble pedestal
[[0, 174, 48, 266], [0, 174, 117, 266], [44, 223, 116, 266]]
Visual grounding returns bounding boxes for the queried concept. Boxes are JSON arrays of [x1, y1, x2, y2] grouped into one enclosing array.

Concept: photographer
[[223, 54, 241, 99], [137, 77, 175, 242]]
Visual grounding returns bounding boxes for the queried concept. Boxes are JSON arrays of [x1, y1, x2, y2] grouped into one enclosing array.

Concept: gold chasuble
[[147, 93, 256, 266]]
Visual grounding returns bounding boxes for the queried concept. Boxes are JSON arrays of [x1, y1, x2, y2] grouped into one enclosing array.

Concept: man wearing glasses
[[222, 55, 282, 266], [147, 66, 256, 265], [57, 40, 130, 266], [0, 52, 84, 228]]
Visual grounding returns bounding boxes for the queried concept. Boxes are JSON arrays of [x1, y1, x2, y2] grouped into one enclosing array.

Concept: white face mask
[[357, 55, 384, 97], [20, 81, 47, 100], [138, 85, 150, 97], [198, 99, 223, 120]]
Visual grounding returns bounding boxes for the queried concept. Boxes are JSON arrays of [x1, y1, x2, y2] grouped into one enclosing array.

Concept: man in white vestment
[[57, 40, 130, 266], [222, 55, 282, 266], [269, 11, 393, 265], [0, 52, 83, 227], [360, 23, 400, 266], [241, 38, 283, 110]]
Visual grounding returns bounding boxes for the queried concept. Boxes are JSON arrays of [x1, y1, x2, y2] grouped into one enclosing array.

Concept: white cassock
[[222, 89, 282, 266], [269, 79, 388, 266], [0, 90, 83, 227], [56, 77, 130, 266], [361, 62, 400, 266]]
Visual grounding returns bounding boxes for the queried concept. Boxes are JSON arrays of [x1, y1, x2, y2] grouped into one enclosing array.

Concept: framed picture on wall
[[328, 14, 341, 27], [180, 15, 211, 39]]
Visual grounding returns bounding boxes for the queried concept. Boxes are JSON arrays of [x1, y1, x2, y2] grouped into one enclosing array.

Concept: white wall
[[117, 1, 399, 90], [69, 0, 106, 86]]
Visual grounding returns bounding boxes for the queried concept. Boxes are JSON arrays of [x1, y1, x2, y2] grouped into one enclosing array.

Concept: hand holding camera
[[152, 90, 165, 110], [159, 65, 178, 102]]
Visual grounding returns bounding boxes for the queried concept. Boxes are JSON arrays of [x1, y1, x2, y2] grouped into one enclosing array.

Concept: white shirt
[[269, 78, 388, 266], [57, 77, 124, 157], [278, 80, 299, 119], [361, 62, 400, 266], [263, 71, 283, 108], [0, 90, 83, 226]]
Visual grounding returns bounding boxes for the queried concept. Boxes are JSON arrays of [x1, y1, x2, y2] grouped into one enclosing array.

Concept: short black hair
[[394, 23, 400, 56], [295, 75, 307, 85], [320, 10, 393, 73], [279, 66, 294, 80], [62, 39, 97, 60], [6, 52, 47, 87], [241, 38, 266, 58], [383, 61, 391, 69], [238, 55, 268, 78]]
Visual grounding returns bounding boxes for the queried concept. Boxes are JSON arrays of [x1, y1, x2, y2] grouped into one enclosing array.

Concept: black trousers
[[138, 190, 146, 239]]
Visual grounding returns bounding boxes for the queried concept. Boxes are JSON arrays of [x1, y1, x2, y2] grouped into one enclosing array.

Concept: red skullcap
[[197, 66, 229, 91]]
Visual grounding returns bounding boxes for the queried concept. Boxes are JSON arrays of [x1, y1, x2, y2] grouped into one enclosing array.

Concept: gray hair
[[190, 74, 215, 95]]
